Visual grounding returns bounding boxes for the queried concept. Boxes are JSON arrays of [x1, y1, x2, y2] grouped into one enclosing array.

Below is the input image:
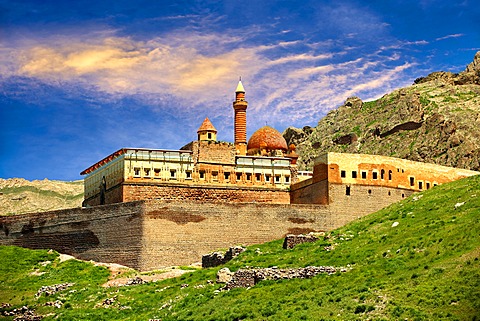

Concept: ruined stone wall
[[0, 202, 145, 269], [122, 183, 291, 204]]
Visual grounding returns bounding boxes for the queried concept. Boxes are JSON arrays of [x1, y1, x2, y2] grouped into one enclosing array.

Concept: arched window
[[381, 169, 385, 180], [388, 170, 392, 180]]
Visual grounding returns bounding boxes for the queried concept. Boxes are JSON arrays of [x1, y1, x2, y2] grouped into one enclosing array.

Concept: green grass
[[1, 175, 480, 320]]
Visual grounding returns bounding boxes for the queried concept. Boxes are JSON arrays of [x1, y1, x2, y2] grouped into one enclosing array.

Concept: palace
[[81, 80, 302, 207]]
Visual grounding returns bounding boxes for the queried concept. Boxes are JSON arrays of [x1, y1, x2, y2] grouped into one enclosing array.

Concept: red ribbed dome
[[247, 126, 288, 154]]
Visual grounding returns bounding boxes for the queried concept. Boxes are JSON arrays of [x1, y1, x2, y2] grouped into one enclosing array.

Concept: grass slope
[[1, 175, 479, 320]]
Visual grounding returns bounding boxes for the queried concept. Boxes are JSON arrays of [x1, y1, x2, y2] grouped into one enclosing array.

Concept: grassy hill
[[0, 178, 83, 216], [1, 175, 479, 320]]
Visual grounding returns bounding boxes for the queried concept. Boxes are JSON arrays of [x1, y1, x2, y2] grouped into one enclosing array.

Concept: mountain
[[285, 51, 480, 171], [1, 174, 479, 320], [0, 178, 83, 215]]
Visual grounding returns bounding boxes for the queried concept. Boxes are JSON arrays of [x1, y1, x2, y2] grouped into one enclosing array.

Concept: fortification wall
[[140, 201, 332, 270], [122, 183, 291, 204], [0, 202, 145, 269], [0, 200, 341, 271]]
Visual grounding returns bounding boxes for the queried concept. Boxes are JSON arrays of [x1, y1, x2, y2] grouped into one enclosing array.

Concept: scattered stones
[[391, 222, 399, 228], [216, 267, 234, 284], [124, 277, 144, 286], [1, 306, 42, 320], [44, 300, 62, 308], [101, 296, 117, 306], [202, 246, 245, 268], [454, 202, 465, 209], [35, 283, 74, 298], [180, 284, 189, 289], [223, 266, 343, 290], [283, 233, 319, 249]]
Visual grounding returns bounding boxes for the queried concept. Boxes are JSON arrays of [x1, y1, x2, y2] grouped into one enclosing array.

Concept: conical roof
[[197, 117, 217, 133], [235, 80, 245, 93]]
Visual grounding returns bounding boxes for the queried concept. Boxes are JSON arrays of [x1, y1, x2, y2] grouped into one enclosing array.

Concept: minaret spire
[[233, 78, 248, 155]]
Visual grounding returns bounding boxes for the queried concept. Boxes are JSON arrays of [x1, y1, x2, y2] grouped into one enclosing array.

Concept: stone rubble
[[35, 283, 74, 298], [1, 305, 42, 320]]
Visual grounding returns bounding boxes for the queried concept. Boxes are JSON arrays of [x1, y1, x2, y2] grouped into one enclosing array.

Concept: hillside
[[285, 51, 480, 171], [1, 174, 479, 320], [0, 178, 83, 216]]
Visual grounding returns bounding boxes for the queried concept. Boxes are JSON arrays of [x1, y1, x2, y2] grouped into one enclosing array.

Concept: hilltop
[[1, 174, 479, 320], [285, 51, 480, 171], [0, 178, 83, 216]]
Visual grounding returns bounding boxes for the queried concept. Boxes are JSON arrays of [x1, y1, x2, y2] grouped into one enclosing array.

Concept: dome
[[247, 126, 288, 155]]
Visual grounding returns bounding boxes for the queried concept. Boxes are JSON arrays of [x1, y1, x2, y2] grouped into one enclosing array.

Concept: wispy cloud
[[435, 33, 464, 41]]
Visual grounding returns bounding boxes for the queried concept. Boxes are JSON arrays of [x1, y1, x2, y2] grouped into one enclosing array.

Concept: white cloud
[[435, 33, 464, 41]]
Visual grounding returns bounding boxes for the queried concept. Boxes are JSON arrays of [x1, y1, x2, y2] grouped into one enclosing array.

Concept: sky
[[0, 0, 479, 181]]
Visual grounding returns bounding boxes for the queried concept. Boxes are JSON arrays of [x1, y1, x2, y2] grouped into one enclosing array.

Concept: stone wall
[[0, 202, 145, 269], [139, 201, 331, 270], [122, 183, 291, 204]]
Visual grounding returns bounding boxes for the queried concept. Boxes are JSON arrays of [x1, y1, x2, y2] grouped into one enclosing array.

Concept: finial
[[239, 76, 242, 81]]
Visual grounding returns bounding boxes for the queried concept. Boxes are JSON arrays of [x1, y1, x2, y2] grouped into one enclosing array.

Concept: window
[[170, 170, 176, 179], [265, 174, 271, 182], [381, 169, 385, 180], [255, 173, 261, 181], [361, 171, 367, 179], [409, 177, 415, 186], [154, 169, 161, 177], [212, 171, 218, 180], [388, 191, 391, 196], [402, 193, 405, 198], [340, 170, 346, 178], [418, 181, 423, 190], [368, 189, 372, 195], [275, 175, 281, 183], [134, 168, 141, 177], [388, 170, 392, 181], [186, 171, 192, 179], [352, 171, 357, 178], [285, 176, 290, 183], [426, 182, 430, 189], [224, 172, 230, 180], [372, 171, 378, 179], [200, 171, 205, 179], [144, 168, 150, 177], [246, 173, 252, 181], [208, 133, 212, 139], [236, 173, 242, 181], [346, 186, 351, 196]]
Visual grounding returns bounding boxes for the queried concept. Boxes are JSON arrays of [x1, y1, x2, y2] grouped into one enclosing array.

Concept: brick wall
[[122, 183, 291, 204]]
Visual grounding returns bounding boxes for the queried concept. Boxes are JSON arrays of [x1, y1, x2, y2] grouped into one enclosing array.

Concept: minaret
[[233, 79, 248, 155]]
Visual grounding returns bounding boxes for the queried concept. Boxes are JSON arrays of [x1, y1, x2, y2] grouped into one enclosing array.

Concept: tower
[[233, 79, 248, 155], [197, 117, 217, 142]]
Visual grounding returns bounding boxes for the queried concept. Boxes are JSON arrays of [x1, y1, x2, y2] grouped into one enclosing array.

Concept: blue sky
[[1, 0, 479, 181]]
